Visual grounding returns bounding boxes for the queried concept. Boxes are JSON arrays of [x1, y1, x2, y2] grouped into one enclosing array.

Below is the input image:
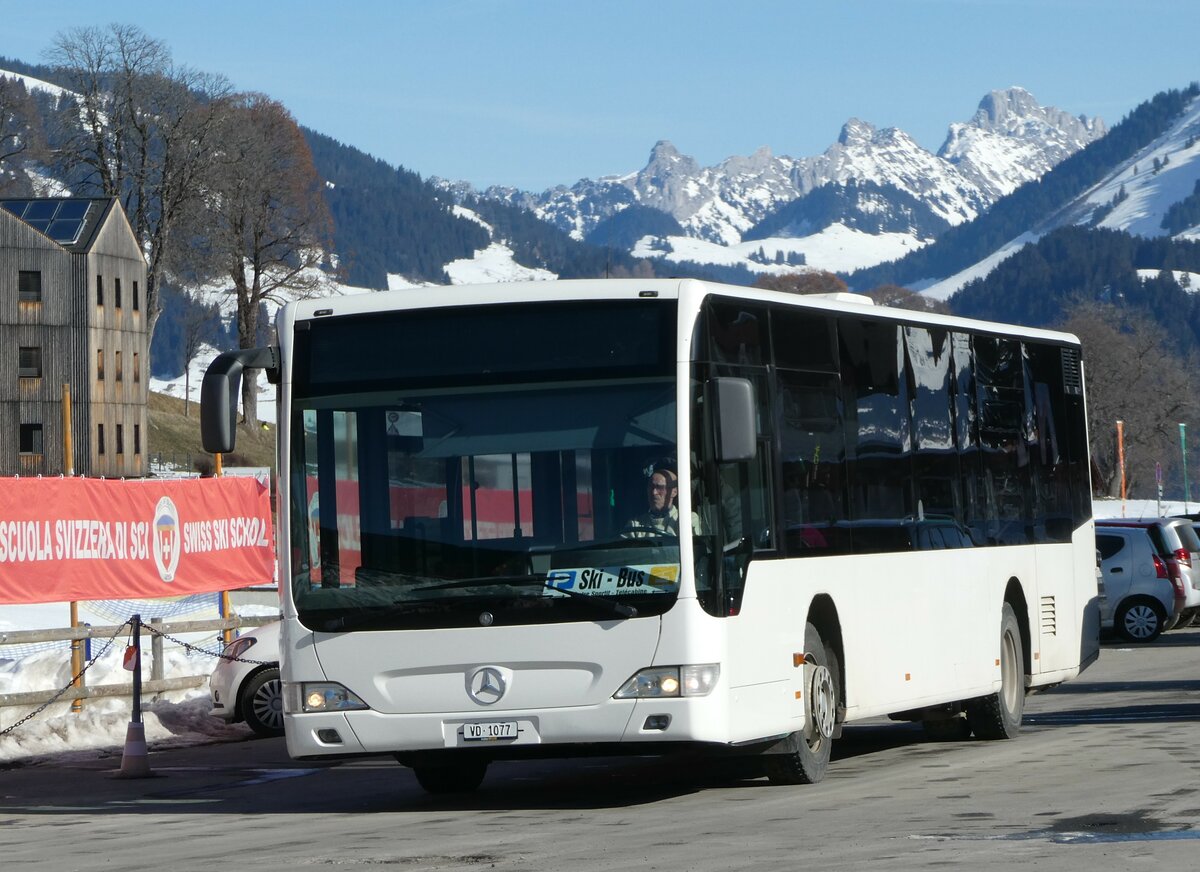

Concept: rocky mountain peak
[[964, 86, 1107, 142], [838, 118, 878, 147]]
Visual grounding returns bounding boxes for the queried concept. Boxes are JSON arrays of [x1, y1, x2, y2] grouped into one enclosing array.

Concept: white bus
[[202, 278, 1100, 793]]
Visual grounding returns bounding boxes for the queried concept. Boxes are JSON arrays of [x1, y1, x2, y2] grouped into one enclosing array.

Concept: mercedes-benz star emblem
[[468, 666, 507, 705]]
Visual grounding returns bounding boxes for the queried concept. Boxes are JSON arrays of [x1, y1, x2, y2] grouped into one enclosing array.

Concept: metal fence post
[[150, 617, 164, 684]]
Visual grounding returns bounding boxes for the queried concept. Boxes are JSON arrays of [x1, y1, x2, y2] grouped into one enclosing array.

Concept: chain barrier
[[1, 616, 278, 740], [144, 621, 276, 666], [0, 619, 131, 738]]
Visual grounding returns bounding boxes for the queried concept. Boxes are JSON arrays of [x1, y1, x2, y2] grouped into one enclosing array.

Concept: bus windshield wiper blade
[[412, 574, 637, 618], [411, 574, 548, 592]]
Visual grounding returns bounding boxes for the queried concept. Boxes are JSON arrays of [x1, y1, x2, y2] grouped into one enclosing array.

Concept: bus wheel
[[966, 603, 1024, 740], [411, 761, 488, 794], [764, 622, 839, 785]]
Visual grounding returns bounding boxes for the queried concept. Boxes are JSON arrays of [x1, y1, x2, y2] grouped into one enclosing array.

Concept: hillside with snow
[[918, 88, 1200, 301]]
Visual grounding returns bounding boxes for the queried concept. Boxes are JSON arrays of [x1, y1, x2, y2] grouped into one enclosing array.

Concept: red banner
[[0, 476, 275, 604]]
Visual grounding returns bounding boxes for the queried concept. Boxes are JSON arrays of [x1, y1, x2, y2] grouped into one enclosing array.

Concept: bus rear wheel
[[966, 603, 1024, 740], [410, 760, 488, 794], [764, 622, 839, 785]]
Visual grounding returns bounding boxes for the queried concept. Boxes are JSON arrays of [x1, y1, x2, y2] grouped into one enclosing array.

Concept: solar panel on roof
[[24, 201, 57, 220], [55, 200, 89, 220], [47, 219, 84, 244], [1, 200, 29, 217], [26, 219, 50, 232]]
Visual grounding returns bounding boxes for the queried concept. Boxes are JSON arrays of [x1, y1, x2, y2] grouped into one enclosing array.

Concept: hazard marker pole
[[117, 614, 153, 778]]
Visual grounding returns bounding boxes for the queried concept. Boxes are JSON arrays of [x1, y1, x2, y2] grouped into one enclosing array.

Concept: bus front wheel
[[764, 621, 839, 785], [966, 603, 1025, 740]]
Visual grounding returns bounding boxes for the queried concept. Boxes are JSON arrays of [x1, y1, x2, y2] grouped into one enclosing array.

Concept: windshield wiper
[[412, 574, 637, 618]]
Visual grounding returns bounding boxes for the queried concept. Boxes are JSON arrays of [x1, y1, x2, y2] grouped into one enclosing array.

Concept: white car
[[209, 620, 283, 737]]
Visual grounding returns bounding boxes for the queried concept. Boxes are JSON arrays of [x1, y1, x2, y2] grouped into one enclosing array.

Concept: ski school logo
[[152, 496, 181, 582]]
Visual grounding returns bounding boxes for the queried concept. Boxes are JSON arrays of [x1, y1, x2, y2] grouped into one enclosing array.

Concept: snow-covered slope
[[919, 90, 1200, 300]]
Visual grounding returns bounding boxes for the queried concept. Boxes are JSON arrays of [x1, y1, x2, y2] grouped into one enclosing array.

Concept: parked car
[[1094, 525, 1182, 642], [1177, 518, 1200, 627], [209, 620, 282, 737], [1095, 518, 1200, 629]]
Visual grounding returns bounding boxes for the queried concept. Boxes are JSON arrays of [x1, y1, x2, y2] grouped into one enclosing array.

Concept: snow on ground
[[1, 595, 280, 764], [635, 223, 928, 277], [1135, 268, 1200, 290], [445, 242, 556, 284], [0, 69, 71, 99], [914, 231, 1040, 301]]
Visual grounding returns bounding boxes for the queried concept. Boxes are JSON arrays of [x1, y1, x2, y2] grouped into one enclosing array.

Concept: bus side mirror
[[714, 377, 756, 463], [201, 346, 278, 454]]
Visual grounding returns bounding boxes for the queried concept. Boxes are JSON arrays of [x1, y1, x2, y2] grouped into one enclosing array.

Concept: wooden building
[[0, 197, 148, 477]]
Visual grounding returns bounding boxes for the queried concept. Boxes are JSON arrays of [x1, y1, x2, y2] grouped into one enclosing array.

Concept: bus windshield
[[287, 299, 681, 631]]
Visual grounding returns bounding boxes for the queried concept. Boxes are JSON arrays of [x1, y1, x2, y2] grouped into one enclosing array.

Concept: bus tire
[[411, 760, 488, 794], [966, 603, 1024, 740], [764, 622, 839, 785]]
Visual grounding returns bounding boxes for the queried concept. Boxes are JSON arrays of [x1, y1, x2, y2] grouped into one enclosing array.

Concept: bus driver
[[622, 467, 681, 538]]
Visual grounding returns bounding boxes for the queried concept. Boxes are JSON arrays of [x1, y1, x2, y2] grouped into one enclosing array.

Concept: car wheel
[[966, 603, 1024, 740], [1115, 598, 1165, 643], [241, 666, 284, 737]]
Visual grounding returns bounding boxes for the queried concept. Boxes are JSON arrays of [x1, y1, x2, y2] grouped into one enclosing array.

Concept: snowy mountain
[[914, 86, 1200, 300], [443, 88, 1106, 275]]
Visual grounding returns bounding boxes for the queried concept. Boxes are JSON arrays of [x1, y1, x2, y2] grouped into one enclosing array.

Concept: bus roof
[[282, 278, 1080, 347]]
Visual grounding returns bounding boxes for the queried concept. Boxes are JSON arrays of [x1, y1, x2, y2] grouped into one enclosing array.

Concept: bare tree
[[1060, 302, 1198, 497], [753, 271, 848, 296], [865, 283, 950, 314], [0, 76, 44, 192], [46, 24, 233, 345], [190, 94, 333, 425]]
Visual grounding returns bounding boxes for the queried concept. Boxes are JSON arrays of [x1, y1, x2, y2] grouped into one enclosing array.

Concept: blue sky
[[3, 1, 1199, 191]]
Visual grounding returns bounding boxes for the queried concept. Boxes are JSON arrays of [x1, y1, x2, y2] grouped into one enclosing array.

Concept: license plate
[[462, 721, 518, 742]]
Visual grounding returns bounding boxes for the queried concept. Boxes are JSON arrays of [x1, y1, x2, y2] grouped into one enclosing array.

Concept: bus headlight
[[614, 664, 720, 699], [285, 681, 369, 713]]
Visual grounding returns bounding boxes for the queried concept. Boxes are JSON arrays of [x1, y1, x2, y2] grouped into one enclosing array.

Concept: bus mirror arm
[[200, 346, 278, 454]]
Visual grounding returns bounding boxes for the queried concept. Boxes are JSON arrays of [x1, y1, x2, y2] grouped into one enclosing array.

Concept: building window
[[115, 277, 122, 308], [19, 423, 43, 455], [97, 275, 104, 306], [115, 350, 123, 381], [133, 280, 139, 311], [133, 352, 140, 383], [116, 424, 124, 455], [98, 423, 105, 455], [18, 346, 42, 378], [134, 424, 141, 455], [97, 349, 104, 380], [19, 271, 42, 302]]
